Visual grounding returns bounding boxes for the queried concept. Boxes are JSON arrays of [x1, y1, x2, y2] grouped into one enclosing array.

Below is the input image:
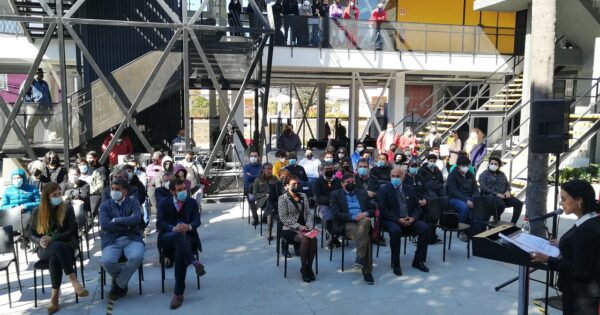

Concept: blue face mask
[[79, 165, 89, 174], [377, 161, 385, 168], [177, 191, 188, 201], [127, 171, 134, 181], [357, 167, 368, 177], [50, 197, 62, 206], [391, 178, 401, 187], [408, 167, 418, 175], [12, 178, 23, 188], [110, 190, 123, 202], [288, 159, 297, 166]]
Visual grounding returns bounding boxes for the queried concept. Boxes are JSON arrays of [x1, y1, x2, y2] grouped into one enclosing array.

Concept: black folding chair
[[33, 247, 84, 308], [159, 243, 202, 293], [72, 201, 91, 259], [276, 220, 318, 277], [427, 197, 471, 262], [100, 255, 144, 299], [0, 207, 29, 264], [0, 225, 22, 308]]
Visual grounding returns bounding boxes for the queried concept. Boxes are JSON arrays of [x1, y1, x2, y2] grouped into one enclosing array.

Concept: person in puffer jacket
[[1, 168, 41, 213]]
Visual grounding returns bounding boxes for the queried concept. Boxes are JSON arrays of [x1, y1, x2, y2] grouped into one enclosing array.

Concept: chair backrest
[[473, 196, 496, 219], [0, 207, 24, 234], [425, 196, 450, 223], [0, 225, 15, 256]]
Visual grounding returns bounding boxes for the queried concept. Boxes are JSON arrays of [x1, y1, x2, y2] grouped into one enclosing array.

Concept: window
[[0, 74, 7, 91]]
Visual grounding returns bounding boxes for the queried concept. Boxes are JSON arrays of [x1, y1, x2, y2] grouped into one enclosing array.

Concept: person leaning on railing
[[21, 68, 54, 143], [369, 3, 387, 50]]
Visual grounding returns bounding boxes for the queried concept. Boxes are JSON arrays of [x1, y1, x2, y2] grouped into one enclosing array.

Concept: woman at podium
[[531, 180, 600, 315]]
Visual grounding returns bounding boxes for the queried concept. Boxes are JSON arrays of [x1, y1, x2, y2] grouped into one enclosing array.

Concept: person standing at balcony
[[277, 124, 302, 153], [22, 68, 53, 143], [282, 0, 300, 45], [328, 0, 344, 46], [228, 0, 243, 36], [273, 0, 285, 44], [310, 0, 323, 46], [464, 128, 487, 172], [343, 1, 359, 47], [369, 2, 387, 50], [376, 122, 400, 154], [298, 1, 312, 47]]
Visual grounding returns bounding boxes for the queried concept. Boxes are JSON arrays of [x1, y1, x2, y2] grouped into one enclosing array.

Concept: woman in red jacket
[[101, 132, 133, 167]]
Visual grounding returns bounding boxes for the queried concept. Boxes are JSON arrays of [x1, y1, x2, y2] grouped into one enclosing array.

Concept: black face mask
[[290, 186, 299, 194], [33, 169, 42, 177], [324, 169, 334, 178], [345, 183, 356, 192], [306, 154, 313, 159], [50, 158, 58, 166]]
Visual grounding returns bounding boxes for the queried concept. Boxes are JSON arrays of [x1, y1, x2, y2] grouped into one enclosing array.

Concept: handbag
[[441, 211, 459, 229]]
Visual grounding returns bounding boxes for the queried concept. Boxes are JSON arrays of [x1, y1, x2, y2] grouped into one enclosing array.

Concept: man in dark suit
[[312, 162, 342, 248], [330, 173, 375, 285], [157, 178, 205, 309], [378, 167, 430, 276]]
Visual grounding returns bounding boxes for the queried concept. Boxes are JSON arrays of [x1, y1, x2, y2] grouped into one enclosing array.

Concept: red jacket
[[343, 6, 359, 19], [369, 8, 387, 26], [101, 134, 133, 166], [376, 131, 401, 153]]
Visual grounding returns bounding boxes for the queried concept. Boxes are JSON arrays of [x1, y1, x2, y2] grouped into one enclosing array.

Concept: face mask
[[87, 159, 95, 166], [110, 190, 123, 202], [357, 167, 368, 177], [177, 191, 187, 201], [428, 162, 436, 169], [405, 132, 412, 137], [489, 164, 499, 172], [350, 1, 354, 6], [127, 171, 134, 181], [387, 127, 393, 133], [391, 178, 401, 187], [279, 158, 286, 163], [431, 130, 437, 134], [79, 165, 89, 174], [33, 169, 42, 177], [324, 169, 335, 178], [470, 132, 477, 138], [50, 197, 62, 206], [290, 186, 299, 194], [338, 153, 345, 158], [345, 183, 356, 192], [163, 181, 171, 189], [306, 154, 313, 159], [408, 167, 418, 175], [288, 159, 297, 166], [395, 158, 402, 164], [69, 175, 79, 183], [460, 166, 469, 174], [324, 157, 333, 163], [377, 161, 385, 168], [250, 157, 258, 164], [356, 147, 364, 153], [12, 178, 23, 188]]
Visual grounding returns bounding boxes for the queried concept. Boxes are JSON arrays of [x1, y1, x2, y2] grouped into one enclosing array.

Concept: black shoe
[[362, 273, 374, 285], [252, 219, 258, 226], [353, 257, 364, 270], [458, 232, 469, 242], [307, 267, 316, 281], [165, 256, 174, 269], [412, 261, 429, 273], [108, 285, 120, 301], [429, 236, 443, 245], [301, 268, 312, 283], [118, 285, 128, 298], [392, 264, 403, 276]]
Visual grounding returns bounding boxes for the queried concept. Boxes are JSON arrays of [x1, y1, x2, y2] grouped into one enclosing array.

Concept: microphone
[[529, 208, 564, 222]]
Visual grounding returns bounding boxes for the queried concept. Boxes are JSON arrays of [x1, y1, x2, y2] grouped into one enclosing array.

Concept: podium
[[472, 225, 549, 315]]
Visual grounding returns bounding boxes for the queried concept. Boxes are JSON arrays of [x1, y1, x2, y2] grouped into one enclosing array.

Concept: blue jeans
[[101, 236, 145, 289], [450, 198, 470, 223]]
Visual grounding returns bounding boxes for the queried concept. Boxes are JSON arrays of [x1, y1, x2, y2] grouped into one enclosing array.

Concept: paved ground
[[0, 196, 575, 315]]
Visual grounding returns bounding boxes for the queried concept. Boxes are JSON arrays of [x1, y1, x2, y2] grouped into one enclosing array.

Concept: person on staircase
[[446, 129, 462, 168], [464, 128, 487, 172]]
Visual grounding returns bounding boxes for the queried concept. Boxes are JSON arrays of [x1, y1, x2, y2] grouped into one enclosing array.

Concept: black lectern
[[472, 225, 549, 315]]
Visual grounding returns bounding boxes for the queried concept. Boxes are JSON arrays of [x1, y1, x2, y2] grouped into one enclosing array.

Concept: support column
[[316, 84, 326, 140], [231, 90, 246, 160], [592, 37, 600, 162], [349, 74, 359, 153], [388, 72, 406, 128], [209, 90, 219, 148], [520, 4, 533, 141]]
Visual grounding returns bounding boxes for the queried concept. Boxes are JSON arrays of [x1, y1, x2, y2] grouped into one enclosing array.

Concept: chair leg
[[15, 263, 22, 293], [283, 241, 288, 278], [138, 266, 143, 295], [315, 242, 319, 275], [467, 239, 471, 259], [41, 269, 45, 294], [341, 237, 345, 272], [403, 236, 407, 255], [6, 270, 12, 308], [100, 268, 104, 299], [160, 252, 165, 294], [22, 240, 28, 265], [85, 232, 91, 260], [448, 232, 453, 251], [260, 208, 263, 236], [443, 230, 447, 262], [320, 226, 324, 249], [79, 252, 85, 287], [34, 269, 38, 308], [376, 236, 380, 258], [329, 239, 333, 262]]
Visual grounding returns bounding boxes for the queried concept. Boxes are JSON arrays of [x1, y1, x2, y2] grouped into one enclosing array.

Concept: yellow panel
[[498, 12, 516, 28], [481, 11, 498, 26], [464, 0, 480, 26], [396, 0, 463, 25]]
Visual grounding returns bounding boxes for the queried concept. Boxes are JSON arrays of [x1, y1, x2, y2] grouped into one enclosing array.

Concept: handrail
[[479, 99, 531, 152]]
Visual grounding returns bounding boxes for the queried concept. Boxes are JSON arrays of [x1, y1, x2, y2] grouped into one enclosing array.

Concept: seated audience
[[157, 179, 205, 309], [273, 150, 288, 178], [351, 143, 366, 169], [284, 152, 309, 184], [1, 169, 41, 219], [244, 151, 262, 225], [477, 156, 523, 224], [29, 183, 88, 314], [44, 151, 67, 184], [299, 149, 321, 188], [418, 154, 446, 199], [354, 158, 386, 246], [252, 163, 279, 224], [378, 167, 430, 275], [331, 173, 375, 284], [278, 175, 317, 282], [28, 160, 49, 192], [370, 153, 393, 182], [99, 178, 144, 301], [313, 162, 342, 247], [447, 155, 481, 239], [61, 166, 91, 212]]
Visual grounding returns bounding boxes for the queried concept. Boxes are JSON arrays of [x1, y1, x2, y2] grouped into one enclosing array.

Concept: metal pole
[[57, 0, 70, 163], [183, 0, 191, 151], [517, 265, 530, 315]]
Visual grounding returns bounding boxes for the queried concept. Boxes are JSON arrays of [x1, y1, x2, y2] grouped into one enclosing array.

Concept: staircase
[[481, 75, 523, 111]]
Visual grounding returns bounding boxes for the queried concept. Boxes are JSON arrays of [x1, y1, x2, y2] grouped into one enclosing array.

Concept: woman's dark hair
[[488, 155, 502, 166], [276, 151, 286, 158], [44, 151, 60, 165], [284, 175, 299, 186], [456, 155, 470, 166], [561, 180, 600, 214]]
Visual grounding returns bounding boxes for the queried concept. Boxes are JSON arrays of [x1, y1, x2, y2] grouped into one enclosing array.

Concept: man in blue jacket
[[1, 168, 40, 214], [100, 178, 145, 301], [377, 167, 430, 276], [157, 178, 205, 309]]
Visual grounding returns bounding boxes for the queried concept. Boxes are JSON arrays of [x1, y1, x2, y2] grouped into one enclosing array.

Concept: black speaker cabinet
[[529, 99, 569, 154]]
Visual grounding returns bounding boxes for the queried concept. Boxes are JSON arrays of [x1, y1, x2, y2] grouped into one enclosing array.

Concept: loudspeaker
[[529, 99, 569, 154]]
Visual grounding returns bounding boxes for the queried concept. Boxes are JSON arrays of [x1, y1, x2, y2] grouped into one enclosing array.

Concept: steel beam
[[358, 73, 392, 140], [57, 0, 70, 162], [37, 0, 56, 18], [183, 0, 190, 150], [64, 23, 154, 159], [0, 96, 36, 158], [294, 86, 316, 140], [156, 0, 182, 24], [259, 34, 274, 157], [188, 0, 211, 26], [203, 35, 269, 174], [63, 0, 87, 19], [247, 0, 271, 29], [97, 28, 182, 164], [0, 22, 57, 150]]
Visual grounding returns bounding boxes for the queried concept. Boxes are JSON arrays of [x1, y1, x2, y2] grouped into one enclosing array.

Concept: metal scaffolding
[[0, 0, 274, 167]]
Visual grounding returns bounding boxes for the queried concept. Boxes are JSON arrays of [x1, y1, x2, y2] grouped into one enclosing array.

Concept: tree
[[526, 0, 556, 237], [190, 96, 208, 117]]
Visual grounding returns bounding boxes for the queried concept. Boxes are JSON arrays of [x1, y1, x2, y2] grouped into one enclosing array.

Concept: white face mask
[[279, 158, 286, 163], [387, 127, 394, 133], [489, 164, 499, 172], [460, 166, 469, 174], [163, 181, 171, 189], [250, 157, 258, 164], [470, 132, 477, 138], [69, 175, 79, 183]]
